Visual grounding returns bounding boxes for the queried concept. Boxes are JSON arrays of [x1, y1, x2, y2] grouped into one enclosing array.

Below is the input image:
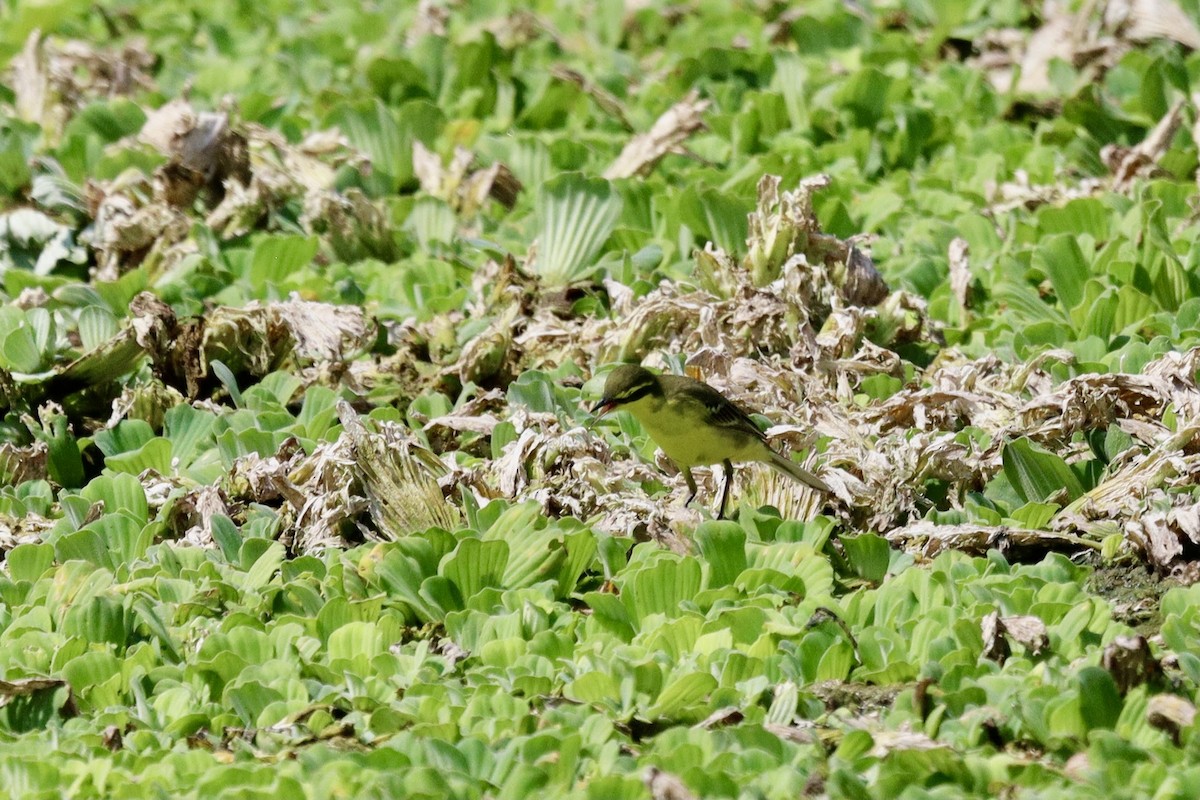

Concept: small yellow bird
[[591, 364, 829, 518]]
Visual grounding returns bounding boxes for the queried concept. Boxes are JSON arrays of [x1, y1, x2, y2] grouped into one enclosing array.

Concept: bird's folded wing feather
[[669, 380, 766, 441]]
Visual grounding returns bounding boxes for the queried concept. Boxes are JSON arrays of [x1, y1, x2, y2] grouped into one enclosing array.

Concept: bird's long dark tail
[[766, 451, 830, 493]]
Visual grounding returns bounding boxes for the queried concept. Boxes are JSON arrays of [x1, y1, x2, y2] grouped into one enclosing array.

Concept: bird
[[590, 364, 829, 518]]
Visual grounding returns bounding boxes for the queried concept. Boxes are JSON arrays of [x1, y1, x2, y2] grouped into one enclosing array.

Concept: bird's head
[[590, 364, 661, 418]]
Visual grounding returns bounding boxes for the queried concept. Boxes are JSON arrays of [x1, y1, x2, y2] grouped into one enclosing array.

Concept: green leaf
[[840, 533, 890, 583], [1009, 502, 1058, 530], [247, 235, 319, 290], [325, 99, 443, 195], [1001, 437, 1085, 504], [1111, 285, 1159, 334], [833, 67, 892, 128], [532, 173, 623, 285], [1077, 666, 1121, 731], [6, 543, 54, 583], [77, 305, 118, 352], [442, 538, 509, 600], [556, 529, 598, 597], [3, 321, 44, 373], [1102, 424, 1136, 462], [239, 540, 284, 592], [645, 671, 717, 721], [565, 671, 621, 706], [105, 437, 172, 475], [695, 521, 747, 588], [816, 641, 854, 681], [406, 196, 456, 249], [327, 621, 384, 669], [81, 473, 149, 521], [621, 557, 702, 623], [678, 186, 748, 255], [164, 403, 217, 470], [210, 359, 244, 408], [60, 595, 131, 647], [1035, 233, 1089, 311], [44, 414, 85, 489], [55, 527, 112, 569], [94, 419, 155, 457], [1082, 289, 1119, 340], [210, 514, 243, 563]]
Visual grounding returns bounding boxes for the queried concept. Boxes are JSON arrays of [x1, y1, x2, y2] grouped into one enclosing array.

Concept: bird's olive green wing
[[662, 376, 767, 441]]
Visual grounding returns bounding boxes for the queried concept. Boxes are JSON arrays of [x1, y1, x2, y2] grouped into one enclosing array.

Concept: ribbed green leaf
[[1001, 437, 1084, 504], [442, 538, 508, 599], [621, 557, 702, 623], [164, 404, 217, 471], [76, 305, 117, 352], [840, 533, 890, 583], [1082, 289, 1119, 340], [532, 173, 622, 285], [6, 544, 54, 583], [79, 474, 148, 525], [105, 437, 172, 475], [239, 540, 284, 592], [1111, 285, 1159, 334], [1078, 666, 1121, 731], [247, 235, 318, 290], [695, 521, 747, 589], [327, 621, 384, 669], [1035, 233, 1089, 310], [94, 420, 155, 458], [678, 186, 748, 255], [60, 595, 131, 647], [645, 671, 717, 720]]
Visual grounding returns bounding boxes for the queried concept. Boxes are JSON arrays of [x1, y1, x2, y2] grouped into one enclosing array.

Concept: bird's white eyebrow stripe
[[615, 382, 654, 402]]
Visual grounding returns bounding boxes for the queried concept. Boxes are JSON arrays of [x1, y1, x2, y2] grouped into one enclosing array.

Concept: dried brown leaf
[[1105, 0, 1200, 48], [887, 522, 1102, 559], [285, 403, 459, 552], [10, 32, 155, 137], [948, 237, 973, 317], [1102, 634, 1161, 693], [644, 767, 697, 800], [1103, 97, 1186, 190], [1147, 693, 1197, 743], [0, 441, 48, 485], [605, 90, 710, 180]]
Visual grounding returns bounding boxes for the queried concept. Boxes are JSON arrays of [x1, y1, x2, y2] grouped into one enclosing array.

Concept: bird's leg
[[682, 467, 698, 507], [716, 459, 734, 520]]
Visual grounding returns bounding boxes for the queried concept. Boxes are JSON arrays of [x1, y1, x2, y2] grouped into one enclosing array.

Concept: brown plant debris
[[644, 766, 698, 800], [604, 89, 711, 180], [1147, 693, 1197, 744], [972, 0, 1200, 97], [1103, 97, 1186, 191], [153, 298, 373, 398], [982, 611, 1050, 664], [10, 31, 156, 137], [282, 402, 459, 552], [974, 2, 1196, 211], [948, 237, 973, 320], [140, 99, 251, 209], [412, 141, 522, 214], [0, 441, 48, 485], [697, 174, 888, 308], [1102, 634, 1162, 693]]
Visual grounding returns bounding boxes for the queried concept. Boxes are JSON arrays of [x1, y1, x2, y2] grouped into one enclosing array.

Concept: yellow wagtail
[[591, 364, 829, 518]]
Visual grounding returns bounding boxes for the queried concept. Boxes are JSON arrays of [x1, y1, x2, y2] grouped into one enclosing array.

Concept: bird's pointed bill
[[590, 398, 615, 417]]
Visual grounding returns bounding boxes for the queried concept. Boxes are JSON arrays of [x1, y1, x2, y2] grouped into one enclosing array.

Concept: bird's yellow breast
[[622, 393, 765, 467]]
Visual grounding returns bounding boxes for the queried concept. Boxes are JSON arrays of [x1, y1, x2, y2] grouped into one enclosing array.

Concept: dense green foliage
[[3, 0, 1200, 798]]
